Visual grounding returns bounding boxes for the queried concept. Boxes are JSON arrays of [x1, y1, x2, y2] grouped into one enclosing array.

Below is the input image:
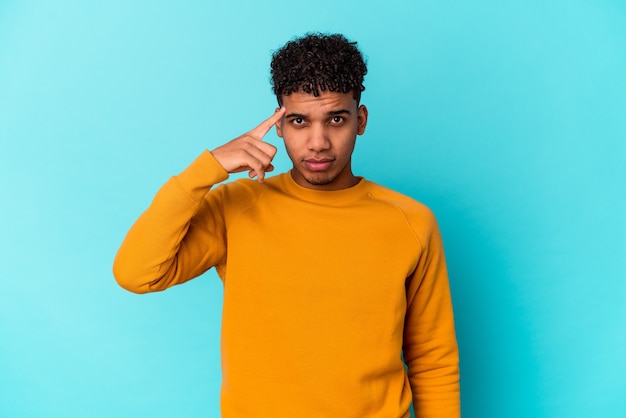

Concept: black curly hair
[[270, 33, 367, 105]]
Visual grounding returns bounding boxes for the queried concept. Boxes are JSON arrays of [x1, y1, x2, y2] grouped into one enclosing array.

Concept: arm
[[403, 213, 460, 418], [113, 151, 229, 293], [113, 108, 286, 293]]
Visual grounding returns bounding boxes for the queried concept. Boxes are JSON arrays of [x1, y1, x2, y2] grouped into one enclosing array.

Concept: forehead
[[281, 91, 356, 114]]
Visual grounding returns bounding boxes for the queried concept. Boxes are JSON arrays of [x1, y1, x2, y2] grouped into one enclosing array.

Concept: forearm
[[405, 287, 460, 417], [113, 150, 228, 293], [406, 327, 460, 418]]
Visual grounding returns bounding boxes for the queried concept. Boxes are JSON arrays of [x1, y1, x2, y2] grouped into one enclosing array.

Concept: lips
[[304, 158, 333, 171]]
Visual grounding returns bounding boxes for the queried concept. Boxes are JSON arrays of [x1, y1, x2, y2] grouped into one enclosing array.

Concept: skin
[[211, 90, 368, 191], [211, 107, 285, 182], [276, 91, 368, 190]]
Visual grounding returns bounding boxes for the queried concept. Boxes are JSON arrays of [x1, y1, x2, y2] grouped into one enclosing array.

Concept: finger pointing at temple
[[211, 107, 286, 182]]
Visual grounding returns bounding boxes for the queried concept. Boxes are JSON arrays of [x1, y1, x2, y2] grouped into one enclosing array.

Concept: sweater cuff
[[173, 150, 229, 203]]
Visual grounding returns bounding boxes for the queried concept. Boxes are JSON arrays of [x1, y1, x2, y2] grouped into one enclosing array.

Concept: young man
[[114, 33, 460, 417]]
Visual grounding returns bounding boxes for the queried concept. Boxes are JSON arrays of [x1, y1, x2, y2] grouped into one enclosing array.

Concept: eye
[[331, 116, 344, 124], [292, 117, 304, 125]]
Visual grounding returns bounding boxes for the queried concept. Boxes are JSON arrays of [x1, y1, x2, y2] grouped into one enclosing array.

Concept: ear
[[357, 104, 368, 135], [275, 107, 284, 138]]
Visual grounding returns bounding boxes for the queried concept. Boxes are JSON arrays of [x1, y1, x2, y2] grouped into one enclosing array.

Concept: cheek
[[335, 131, 357, 151], [282, 130, 303, 147], [281, 137, 300, 159]]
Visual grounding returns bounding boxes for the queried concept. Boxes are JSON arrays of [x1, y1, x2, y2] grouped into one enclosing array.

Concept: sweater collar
[[276, 170, 371, 206]]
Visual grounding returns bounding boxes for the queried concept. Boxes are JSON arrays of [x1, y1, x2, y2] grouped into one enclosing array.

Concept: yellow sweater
[[114, 150, 460, 418]]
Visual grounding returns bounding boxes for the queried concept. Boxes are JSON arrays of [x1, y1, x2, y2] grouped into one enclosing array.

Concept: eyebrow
[[328, 109, 352, 116], [285, 109, 352, 119]]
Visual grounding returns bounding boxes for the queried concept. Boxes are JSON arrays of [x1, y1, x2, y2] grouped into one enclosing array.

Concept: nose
[[307, 124, 331, 151]]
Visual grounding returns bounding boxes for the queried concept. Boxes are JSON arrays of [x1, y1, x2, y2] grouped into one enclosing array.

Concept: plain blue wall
[[1, 1, 625, 417]]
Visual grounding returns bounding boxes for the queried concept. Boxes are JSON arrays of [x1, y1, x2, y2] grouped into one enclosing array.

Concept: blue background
[[1, 1, 625, 417]]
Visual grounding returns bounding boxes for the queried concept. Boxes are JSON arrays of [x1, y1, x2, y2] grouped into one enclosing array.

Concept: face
[[275, 91, 368, 191]]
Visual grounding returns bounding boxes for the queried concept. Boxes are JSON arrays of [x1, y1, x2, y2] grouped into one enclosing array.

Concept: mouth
[[303, 158, 334, 172]]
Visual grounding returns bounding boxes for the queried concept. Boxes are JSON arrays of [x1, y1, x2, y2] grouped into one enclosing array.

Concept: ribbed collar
[[275, 170, 372, 206]]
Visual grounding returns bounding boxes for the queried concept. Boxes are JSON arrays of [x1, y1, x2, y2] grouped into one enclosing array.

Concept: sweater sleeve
[[403, 212, 460, 418], [113, 150, 229, 294]]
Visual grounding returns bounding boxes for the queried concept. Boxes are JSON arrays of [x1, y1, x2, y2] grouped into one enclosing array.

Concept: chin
[[306, 178, 333, 186], [303, 172, 337, 186]]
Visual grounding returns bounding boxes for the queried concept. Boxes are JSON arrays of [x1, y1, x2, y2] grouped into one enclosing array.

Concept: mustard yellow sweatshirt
[[113, 150, 460, 418]]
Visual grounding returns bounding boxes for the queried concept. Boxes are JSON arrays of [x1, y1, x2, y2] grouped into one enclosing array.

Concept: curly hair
[[270, 33, 367, 105]]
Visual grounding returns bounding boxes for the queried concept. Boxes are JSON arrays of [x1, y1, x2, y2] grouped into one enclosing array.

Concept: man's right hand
[[211, 107, 286, 182]]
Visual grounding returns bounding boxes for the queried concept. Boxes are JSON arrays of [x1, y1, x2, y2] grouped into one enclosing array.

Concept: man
[[114, 33, 459, 417]]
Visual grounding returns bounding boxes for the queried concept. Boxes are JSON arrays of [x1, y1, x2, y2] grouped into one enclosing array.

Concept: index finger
[[248, 107, 286, 140]]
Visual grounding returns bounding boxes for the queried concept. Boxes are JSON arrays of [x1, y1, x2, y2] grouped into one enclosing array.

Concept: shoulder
[[204, 172, 285, 209], [209, 176, 266, 203], [365, 181, 441, 242], [366, 181, 436, 222]]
